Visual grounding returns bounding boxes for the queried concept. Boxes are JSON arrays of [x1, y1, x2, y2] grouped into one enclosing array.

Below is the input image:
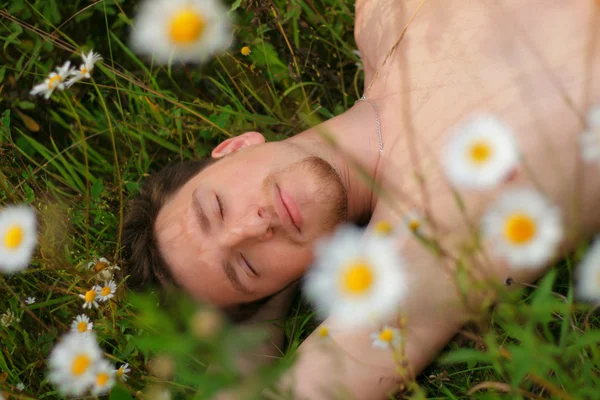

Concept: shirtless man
[[123, 1, 600, 398]]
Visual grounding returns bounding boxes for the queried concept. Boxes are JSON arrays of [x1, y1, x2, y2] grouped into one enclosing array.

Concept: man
[[123, 1, 600, 398]]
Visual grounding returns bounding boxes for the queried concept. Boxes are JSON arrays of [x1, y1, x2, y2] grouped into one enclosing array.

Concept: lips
[[274, 184, 303, 234]]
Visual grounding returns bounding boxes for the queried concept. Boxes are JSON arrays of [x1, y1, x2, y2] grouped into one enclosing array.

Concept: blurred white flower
[[79, 288, 100, 309], [66, 50, 103, 87], [370, 325, 402, 350], [115, 362, 131, 382], [304, 224, 406, 327], [575, 237, 600, 303], [96, 280, 117, 302], [91, 359, 115, 396], [48, 332, 103, 396], [444, 115, 519, 189], [1, 310, 20, 328], [71, 314, 93, 334], [25, 297, 36, 305], [482, 188, 562, 268], [16, 383, 25, 391], [0, 205, 37, 274], [579, 105, 600, 164], [30, 61, 73, 99], [130, 0, 232, 64]]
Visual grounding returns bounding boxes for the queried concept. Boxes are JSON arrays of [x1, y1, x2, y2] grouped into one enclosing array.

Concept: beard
[[262, 155, 348, 241]]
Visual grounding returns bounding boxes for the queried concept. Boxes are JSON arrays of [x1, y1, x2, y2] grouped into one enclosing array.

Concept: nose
[[219, 207, 273, 248]]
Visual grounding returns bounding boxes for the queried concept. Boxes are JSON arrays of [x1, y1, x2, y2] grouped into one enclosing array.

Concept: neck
[[287, 101, 390, 225]]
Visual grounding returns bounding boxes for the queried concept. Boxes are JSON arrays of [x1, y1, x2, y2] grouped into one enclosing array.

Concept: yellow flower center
[[101, 286, 112, 297], [241, 46, 251, 56], [94, 261, 109, 272], [3, 225, 24, 249], [77, 321, 88, 333], [341, 260, 374, 295], [374, 221, 393, 235], [81, 67, 88, 75], [117, 367, 124, 377], [468, 140, 493, 164], [71, 354, 91, 376], [378, 328, 394, 342], [408, 219, 421, 232], [47, 75, 62, 89], [504, 213, 536, 245], [318, 326, 329, 338], [84, 290, 97, 303], [169, 9, 206, 44], [96, 372, 109, 387]]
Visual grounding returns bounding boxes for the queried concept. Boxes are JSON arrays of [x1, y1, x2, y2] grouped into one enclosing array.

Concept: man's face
[[155, 139, 347, 306]]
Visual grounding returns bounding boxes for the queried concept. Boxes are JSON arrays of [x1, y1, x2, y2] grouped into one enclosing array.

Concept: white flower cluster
[[48, 312, 131, 396], [48, 332, 115, 396], [30, 51, 102, 99]]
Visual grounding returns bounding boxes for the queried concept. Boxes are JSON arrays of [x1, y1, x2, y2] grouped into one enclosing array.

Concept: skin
[[156, 0, 600, 398]]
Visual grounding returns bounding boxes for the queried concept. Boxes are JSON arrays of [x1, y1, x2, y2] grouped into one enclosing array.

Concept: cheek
[[263, 245, 314, 284]]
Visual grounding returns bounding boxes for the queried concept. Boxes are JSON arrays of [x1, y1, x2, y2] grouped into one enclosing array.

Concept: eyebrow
[[223, 260, 253, 294], [192, 194, 211, 235]]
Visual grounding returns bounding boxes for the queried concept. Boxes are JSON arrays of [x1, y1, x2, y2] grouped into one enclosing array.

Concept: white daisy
[[65, 50, 103, 87], [25, 297, 36, 305], [115, 363, 131, 382], [91, 359, 115, 396], [96, 280, 117, 302], [30, 61, 73, 99], [130, 0, 232, 64], [444, 114, 519, 189], [304, 224, 406, 327], [16, 383, 25, 391], [79, 288, 100, 309], [482, 188, 562, 268], [48, 331, 103, 396], [71, 314, 94, 334], [579, 105, 600, 164], [575, 237, 600, 303], [370, 325, 402, 350], [0, 205, 37, 274], [87, 257, 120, 282]]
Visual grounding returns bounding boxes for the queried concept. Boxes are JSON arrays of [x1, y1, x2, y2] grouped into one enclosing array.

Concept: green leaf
[[91, 179, 104, 198], [230, 0, 243, 12], [17, 101, 36, 110], [440, 348, 491, 366], [109, 385, 134, 400]]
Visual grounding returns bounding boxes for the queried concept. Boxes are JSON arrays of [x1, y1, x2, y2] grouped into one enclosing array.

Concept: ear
[[211, 131, 265, 158]]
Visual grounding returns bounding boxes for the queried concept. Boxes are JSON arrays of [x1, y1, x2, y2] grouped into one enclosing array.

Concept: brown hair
[[122, 158, 217, 290]]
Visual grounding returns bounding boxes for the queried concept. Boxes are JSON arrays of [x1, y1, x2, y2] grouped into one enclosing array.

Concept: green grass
[[1, 0, 599, 399]]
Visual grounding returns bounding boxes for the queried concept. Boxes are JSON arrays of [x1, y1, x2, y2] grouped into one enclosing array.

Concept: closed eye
[[216, 193, 224, 219], [240, 253, 258, 276]]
